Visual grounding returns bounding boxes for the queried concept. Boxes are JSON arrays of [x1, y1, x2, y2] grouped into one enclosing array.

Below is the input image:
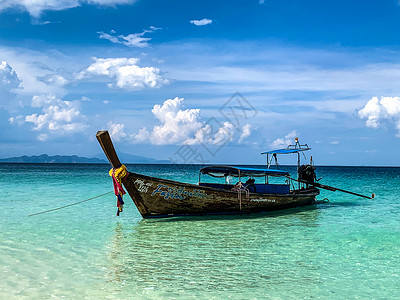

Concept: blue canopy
[[261, 147, 311, 155], [200, 165, 289, 177]]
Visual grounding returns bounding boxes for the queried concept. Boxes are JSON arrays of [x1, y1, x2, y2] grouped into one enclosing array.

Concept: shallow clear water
[[1, 163, 399, 299]]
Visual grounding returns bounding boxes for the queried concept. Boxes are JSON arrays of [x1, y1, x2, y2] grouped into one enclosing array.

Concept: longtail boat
[[96, 131, 374, 218]]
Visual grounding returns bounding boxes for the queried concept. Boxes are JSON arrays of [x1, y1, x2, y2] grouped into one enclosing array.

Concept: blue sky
[[1, 0, 400, 166]]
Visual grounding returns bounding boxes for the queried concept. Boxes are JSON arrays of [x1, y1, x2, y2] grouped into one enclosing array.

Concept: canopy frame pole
[[239, 170, 242, 210], [297, 152, 300, 189]]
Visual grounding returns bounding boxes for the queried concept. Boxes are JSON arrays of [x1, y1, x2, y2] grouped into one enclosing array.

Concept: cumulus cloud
[[107, 121, 127, 141], [17, 94, 87, 140], [38, 74, 68, 87], [0, 61, 22, 91], [0, 0, 134, 17], [190, 18, 212, 26], [132, 97, 252, 146], [270, 130, 297, 148], [98, 26, 160, 48], [358, 96, 400, 136], [238, 124, 252, 143], [133, 97, 203, 145], [8, 115, 24, 126], [185, 121, 235, 146], [0, 61, 22, 108], [134, 127, 150, 143], [76, 57, 168, 89]]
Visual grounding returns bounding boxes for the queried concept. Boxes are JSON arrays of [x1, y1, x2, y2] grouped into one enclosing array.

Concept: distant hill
[[116, 153, 171, 164], [0, 154, 106, 163], [0, 153, 171, 164], [94, 152, 171, 164]]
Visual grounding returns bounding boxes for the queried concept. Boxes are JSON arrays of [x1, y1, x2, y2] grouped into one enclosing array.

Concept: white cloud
[[39, 74, 68, 87], [8, 115, 24, 126], [259, 0, 265, 4], [0, 61, 21, 91], [358, 97, 381, 128], [37, 133, 49, 141], [0, 0, 134, 17], [185, 121, 235, 146], [190, 18, 213, 26], [0, 61, 22, 108], [133, 127, 150, 143], [0, 47, 74, 97], [98, 27, 160, 48], [212, 122, 235, 145], [76, 57, 168, 89], [107, 121, 126, 141], [133, 97, 203, 145], [133, 97, 250, 146], [270, 130, 297, 149], [238, 124, 252, 143], [358, 96, 400, 136], [160, 42, 400, 102], [17, 94, 87, 140]]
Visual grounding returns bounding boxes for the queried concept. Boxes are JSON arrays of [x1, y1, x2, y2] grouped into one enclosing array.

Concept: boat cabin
[[199, 166, 291, 194]]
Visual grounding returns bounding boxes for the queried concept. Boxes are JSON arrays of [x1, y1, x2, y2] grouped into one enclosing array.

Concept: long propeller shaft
[[291, 178, 375, 199]]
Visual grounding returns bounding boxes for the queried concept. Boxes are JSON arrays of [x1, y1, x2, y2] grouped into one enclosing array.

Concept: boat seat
[[253, 184, 289, 194]]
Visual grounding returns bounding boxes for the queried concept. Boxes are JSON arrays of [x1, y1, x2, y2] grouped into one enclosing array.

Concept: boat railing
[[234, 182, 249, 210]]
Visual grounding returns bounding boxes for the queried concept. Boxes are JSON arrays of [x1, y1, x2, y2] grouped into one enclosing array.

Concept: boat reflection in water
[[104, 207, 322, 298]]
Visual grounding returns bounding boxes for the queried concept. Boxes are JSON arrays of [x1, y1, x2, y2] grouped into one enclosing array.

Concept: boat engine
[[298, 164, 317, 184]]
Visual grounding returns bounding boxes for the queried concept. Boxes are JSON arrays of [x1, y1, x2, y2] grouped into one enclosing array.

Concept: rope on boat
[[28, 191, 114, 217]]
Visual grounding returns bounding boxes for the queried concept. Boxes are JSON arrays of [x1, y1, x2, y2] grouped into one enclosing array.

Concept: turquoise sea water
[[1, 163, 399, 299]]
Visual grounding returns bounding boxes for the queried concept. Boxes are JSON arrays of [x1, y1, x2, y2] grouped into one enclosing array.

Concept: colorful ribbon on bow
[[109, 164, 128, 216]]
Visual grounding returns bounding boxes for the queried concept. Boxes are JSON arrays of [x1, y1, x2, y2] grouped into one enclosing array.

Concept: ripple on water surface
[[0, 164, 399, 299]]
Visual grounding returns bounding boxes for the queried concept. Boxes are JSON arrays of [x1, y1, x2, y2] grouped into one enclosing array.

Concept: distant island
[[0, 154, 105, 163], [0, 153, 171, 164]]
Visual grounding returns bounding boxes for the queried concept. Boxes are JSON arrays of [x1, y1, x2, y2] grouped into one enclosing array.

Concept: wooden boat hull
[[96, 130, 320, 219], [122, 171, 320, 218]]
